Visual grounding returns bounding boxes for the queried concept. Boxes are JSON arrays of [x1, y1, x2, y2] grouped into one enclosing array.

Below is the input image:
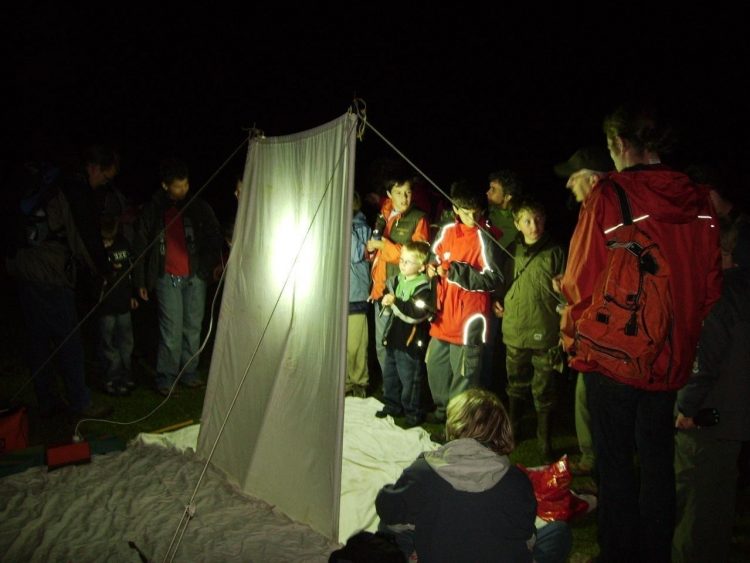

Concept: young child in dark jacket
[[376, 241, 434, 427], [97, 215, 139, 395]]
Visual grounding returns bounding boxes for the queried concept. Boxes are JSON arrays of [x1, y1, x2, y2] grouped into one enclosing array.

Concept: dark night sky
[[4, 5, 749, 225]]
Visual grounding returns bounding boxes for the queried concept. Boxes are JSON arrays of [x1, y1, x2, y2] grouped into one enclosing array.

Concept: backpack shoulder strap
[[608, 180, 633, 226]]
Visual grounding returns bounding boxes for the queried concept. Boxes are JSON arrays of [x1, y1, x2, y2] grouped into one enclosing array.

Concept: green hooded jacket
[[501, 232, 566, 350]]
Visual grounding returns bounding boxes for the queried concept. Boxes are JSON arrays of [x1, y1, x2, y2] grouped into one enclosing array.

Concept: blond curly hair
[[445, 389, 514, 455]]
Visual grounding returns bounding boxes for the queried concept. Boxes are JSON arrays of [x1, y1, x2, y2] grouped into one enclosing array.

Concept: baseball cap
[[554, 146, 613, 178]]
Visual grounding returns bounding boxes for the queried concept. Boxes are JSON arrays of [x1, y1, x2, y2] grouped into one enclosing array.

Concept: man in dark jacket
[[7, 149, 119, 418], [133, 158, 222, 395], [672, 222, 750, 563]]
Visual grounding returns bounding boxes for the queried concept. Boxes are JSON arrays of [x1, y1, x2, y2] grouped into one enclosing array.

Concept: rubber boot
[[537, 410, 553, 463]]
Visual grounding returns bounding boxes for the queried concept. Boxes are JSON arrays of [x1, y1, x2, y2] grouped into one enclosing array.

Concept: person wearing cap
[[552, 146, 612, 477], [553, 146, 613, 206]]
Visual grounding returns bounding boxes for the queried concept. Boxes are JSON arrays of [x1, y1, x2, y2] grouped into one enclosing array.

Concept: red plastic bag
[[518, 455, 590, 521], [0, 406, 29, 454]]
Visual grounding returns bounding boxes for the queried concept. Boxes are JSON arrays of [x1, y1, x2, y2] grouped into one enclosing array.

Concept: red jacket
[[560, 164, 722, 390], [430, 220, 503, 345]]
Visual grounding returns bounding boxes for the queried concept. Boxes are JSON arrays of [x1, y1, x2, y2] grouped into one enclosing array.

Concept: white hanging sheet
[[197, 113, 357, 541]]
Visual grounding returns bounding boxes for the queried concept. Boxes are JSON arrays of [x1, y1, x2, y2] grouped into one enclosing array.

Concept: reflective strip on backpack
[[604, 214, 650, 235]]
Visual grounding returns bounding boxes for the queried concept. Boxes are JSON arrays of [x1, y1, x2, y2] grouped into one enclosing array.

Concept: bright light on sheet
[[270, 211, 316, 299]]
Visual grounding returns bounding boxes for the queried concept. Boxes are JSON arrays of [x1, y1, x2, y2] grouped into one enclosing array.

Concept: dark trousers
[[426, 338, 482, 419], [505, 344, 558, 412], [673, 429, 741, 563], [18, 282, 91, 413], [585, 372, 676, 563], [381, 348, 422, 419], [380, 520, 572, 563], [479, 314, 502, 392]]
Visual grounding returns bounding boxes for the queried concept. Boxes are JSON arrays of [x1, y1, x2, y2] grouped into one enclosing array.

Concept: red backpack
[[573, 183, 673, 384]]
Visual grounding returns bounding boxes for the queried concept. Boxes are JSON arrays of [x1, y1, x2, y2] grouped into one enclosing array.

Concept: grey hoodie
[[376, 438, 536, 563], [424, 438, 510, 492]]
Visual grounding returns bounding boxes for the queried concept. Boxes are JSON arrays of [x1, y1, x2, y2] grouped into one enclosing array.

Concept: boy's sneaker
[[157, 385, 178, 397], [155, 373, 176, 396], [121, 378, 137, 391], [103, 380, 129, 397], [180, 376, 206, 389], [375, 407, 403, 419], [425, 412, 446, 424], [349, 385, 367, 398], [403, 416, 424, 429]]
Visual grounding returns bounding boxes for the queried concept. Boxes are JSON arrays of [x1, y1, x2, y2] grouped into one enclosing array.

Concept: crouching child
[[376, 241, 434, 427], [375, 388, 572, 563]]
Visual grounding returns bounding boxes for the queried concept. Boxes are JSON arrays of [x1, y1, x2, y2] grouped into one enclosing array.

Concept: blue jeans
[[97, 312, 134, 385], [17, 282, 91, 413], [155, 274, 206, 388], [585, 372, 676, 563], [534, 521, 573, 563], [381, 348, 422, 419]]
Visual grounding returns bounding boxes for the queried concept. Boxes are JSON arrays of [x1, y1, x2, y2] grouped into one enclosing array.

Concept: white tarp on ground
[[338, 398, 438, 542], [197, 113, 358, 541], [0, 438, 338, 562], [0, 398, 438, 561]]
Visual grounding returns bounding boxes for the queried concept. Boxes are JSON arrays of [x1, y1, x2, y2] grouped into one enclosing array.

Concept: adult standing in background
[[486, 169, 524, 248], [7, 148, 120, 419], [134, 158, 222, 396], [482, 169, 524, 394], [552, 146, 613, 476], [559, 106, 722, 561]]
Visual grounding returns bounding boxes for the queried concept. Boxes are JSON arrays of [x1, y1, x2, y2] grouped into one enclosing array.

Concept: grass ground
[[0, 291, 209, 448], [1, 287, 749, 561]]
